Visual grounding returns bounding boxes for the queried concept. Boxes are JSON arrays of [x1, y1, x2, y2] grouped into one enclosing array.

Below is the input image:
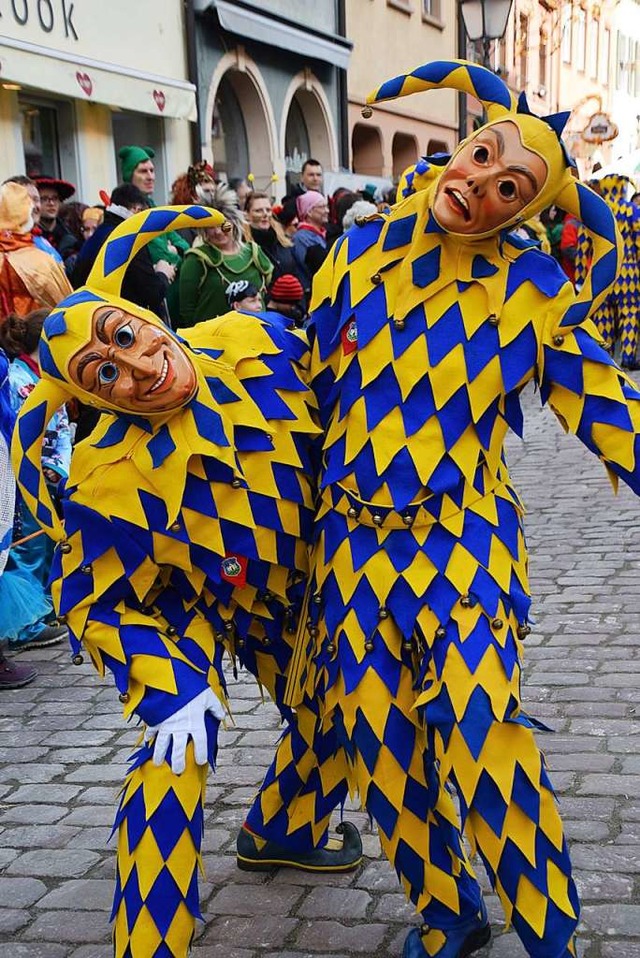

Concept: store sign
[[0, 0, 79, 40], [582, 112, 619, 144]]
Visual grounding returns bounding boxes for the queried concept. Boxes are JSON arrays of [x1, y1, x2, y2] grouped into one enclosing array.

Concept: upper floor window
[[601, 27, 610, 83], [561, 3, 572, 63], [422, 0, 441, 18], [575, 7, 586, 71], [589, 19, 599, 79]]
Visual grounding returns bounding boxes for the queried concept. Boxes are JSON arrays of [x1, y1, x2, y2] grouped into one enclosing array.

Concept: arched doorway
[[392, 132, 419, 180], [210, 67, 275, 191], [284, 86, 335, 193], [351, 123, 383, 176]]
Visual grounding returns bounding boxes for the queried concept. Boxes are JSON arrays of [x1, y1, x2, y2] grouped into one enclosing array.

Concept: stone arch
[[203, 48, 278, 189], [352, 122, 384, 176], [392, 132, 419, 180], [280, 70, 339, 177]]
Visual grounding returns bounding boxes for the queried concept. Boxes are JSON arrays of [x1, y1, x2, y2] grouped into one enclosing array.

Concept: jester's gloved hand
[[143, 687, 226, 775]]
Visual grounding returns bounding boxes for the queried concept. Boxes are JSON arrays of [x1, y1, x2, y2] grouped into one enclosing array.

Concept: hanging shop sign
[[582, 112, 619, 144]]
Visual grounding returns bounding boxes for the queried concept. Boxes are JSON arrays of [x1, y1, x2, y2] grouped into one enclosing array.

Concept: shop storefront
[[0, 0, 196, 203]]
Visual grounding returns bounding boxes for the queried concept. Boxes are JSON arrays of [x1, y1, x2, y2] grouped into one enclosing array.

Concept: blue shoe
[[403, 900, 490, 958]]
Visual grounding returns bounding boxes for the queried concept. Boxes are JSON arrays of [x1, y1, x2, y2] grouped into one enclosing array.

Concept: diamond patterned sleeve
[[51, 501, 212, 728], [574, 226, 591, 289], [537, 292, 640, 495]]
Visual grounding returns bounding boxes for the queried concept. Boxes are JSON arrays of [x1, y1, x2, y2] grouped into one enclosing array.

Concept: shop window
[[18, 96, 75, 182], [112, 112, 165, 197]]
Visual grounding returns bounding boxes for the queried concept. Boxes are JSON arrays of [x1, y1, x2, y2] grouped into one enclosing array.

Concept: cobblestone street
[[1, 381, 639, 958]]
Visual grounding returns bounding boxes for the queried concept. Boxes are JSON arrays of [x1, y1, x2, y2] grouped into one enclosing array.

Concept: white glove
[[144, 688, 226, 774]]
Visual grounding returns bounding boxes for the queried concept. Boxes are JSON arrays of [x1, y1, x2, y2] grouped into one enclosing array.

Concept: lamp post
[[459, 0, 514, 69]]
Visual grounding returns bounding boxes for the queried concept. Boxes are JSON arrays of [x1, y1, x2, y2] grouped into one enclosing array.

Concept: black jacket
[[71, 211, 169, 318]]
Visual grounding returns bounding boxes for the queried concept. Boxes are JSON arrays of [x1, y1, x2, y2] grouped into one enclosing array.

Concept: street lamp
[[459, 0, 514, 69]]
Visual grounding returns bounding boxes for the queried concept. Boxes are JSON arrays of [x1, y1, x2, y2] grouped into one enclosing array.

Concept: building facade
[[0, 0, 196, 203], [346, 0, 459, 183], [608, 0, 640, 172], [192, 0, 351, 199], [467, 0, 619, 177]]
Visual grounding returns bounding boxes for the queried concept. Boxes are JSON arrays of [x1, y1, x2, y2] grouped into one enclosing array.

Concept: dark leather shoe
[[236, 821, 362, 873], [403, 900, 490, 958], [0, 655, 37, 689]]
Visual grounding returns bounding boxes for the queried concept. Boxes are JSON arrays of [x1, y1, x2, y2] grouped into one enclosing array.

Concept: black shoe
[[403, 900, 491, 957], [9, 624, 68, 652], [0, 655, 37, 689], [236, 821, 362, 873]]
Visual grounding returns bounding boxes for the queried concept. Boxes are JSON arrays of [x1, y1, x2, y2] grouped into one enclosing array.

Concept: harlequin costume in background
[[575, 175, 640, 368], [250, 60, 640, 958], [11, 206, 360, 958]]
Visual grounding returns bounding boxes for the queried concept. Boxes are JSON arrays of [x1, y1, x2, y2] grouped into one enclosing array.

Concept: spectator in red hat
[[33, 176, 79, 261], [266, 272, 306, 326]]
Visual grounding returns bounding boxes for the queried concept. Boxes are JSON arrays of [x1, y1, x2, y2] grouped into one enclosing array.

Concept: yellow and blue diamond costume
[[10, 206, 354, 958], [575, 175, 640, 366], [244, 61, 640, 958]]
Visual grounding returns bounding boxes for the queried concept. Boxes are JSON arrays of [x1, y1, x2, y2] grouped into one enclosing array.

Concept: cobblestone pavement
[[1, 381, 639, 958]]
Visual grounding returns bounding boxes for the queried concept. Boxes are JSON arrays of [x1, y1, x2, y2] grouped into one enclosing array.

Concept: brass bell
[[393, 319, 406, 331], [460, 595, 472, 608], [170, 522, 181, 532], [487, 314, 500, 326], [361, 104, 374, 118], [72, 654, 84, 666], [80, 564, 92, 575], [215, 632, 224, 641], [326, 643, 336, 654], [517, 623, 531, 639], [364, 640, 374, 652], [166, 625, 177, 636], [312, 593, 322, 605], [491, 618, 504, 630], [402, 640, 413, 651], [354, 215, 368, 227], [371, 273, 382, 285], [236, 638, 245, 649], [262, 637, 272, 647], [224, 621, 234, 633], [553, 335, 564, 346], [221, 220, 233, 233], [308, 626, 319, 638], [231, 478, 242, 488], [119, 692, 130, 704], [60, 541, 72, 554], [372, 514, 383, 526], [435, 626, 446, 639], [402, 513, 413, 526], [57, 614, 68, 624], [378, 607, 390, 619], [347, 506, 359, 519]]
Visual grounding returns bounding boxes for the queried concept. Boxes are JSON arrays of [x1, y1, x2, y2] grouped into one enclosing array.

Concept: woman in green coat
[[179, 184, 273, 327]]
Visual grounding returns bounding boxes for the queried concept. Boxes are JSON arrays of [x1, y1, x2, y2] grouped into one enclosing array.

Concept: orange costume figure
[[0, 183, 72, 322]]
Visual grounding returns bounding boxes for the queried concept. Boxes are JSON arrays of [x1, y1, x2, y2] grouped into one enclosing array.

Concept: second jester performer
[[247, 61, 640, 958]]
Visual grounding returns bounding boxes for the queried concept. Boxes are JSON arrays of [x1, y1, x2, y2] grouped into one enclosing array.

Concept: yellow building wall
[[346, 0, 459, 179]]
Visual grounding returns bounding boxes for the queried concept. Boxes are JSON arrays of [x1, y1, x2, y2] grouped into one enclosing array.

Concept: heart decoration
[[76, 72, 93, 97], [153, 90, 166, 112]]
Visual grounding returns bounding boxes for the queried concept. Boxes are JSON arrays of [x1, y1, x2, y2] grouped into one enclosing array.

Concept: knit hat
[[296, 190, 325, 221], [0, 182, 33, 232], [268, 273, 304, 303], [225, 280, 259, 307], [34, 176, 76, 202], [118, 146, 155, 183]]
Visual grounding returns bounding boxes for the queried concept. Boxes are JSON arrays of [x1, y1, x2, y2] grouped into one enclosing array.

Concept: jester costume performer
[[243, 62, 640, 958], [11, 206, 359, 958], [575, 174, 640, 368]]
